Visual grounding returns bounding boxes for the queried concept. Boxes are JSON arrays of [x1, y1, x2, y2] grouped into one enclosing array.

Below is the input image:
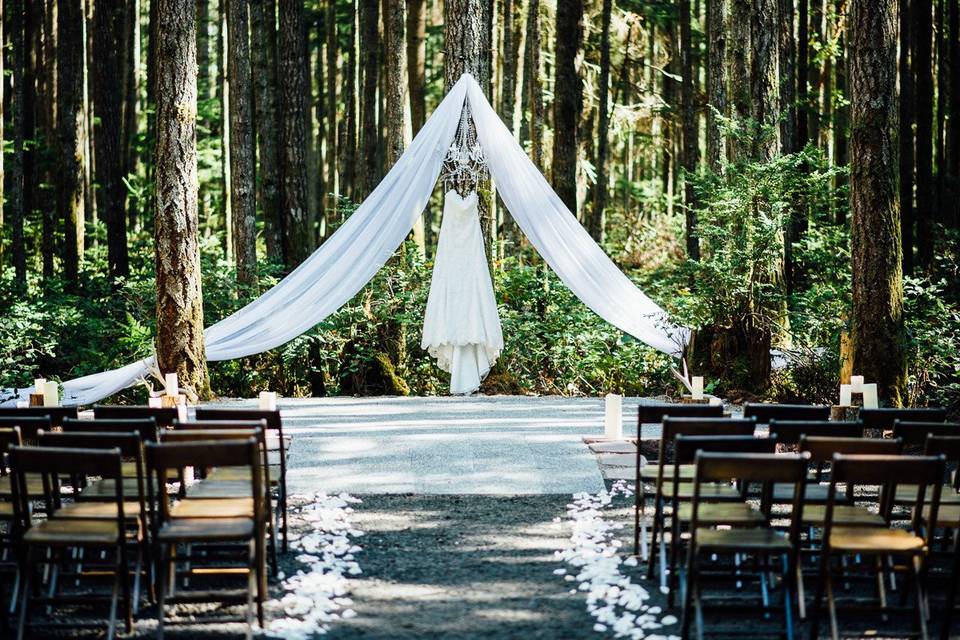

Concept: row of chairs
[[631, 402, 956, 640], [0, 404, 292, 640]]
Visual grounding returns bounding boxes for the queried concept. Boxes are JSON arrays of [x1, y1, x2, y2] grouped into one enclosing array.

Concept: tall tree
[[521, 0, 543, 166], [155, 0, 210, 397], [500, 0, 519, 130], [0, 0, 4, 275], [252, 0, 283, 261], [778, 0, 797, 155], [706, 0, 727, 168], [228, 0, 258, 289], [278, 0, 312, 266], [94, 0, 130, 280], [914, 0, 934, 268], [590, 0, 613, 242], [729, 0, 751, 160], [950, 0, 960, 213], [359, 0, 381, 196], [407, 0, 427, 134], [325, 0, 338, 230], [58, 0, 86, 286], [681, 0, 700, 259], [750, 0, 780, 160], [797, 0, 809, 146], [551, 0, 583, 213], [848, 0, 906, 404], [341, 2, 358, 201], [900, 0, 915, 272], [384, 0, 408, 167], [9, 0, 26, 287]]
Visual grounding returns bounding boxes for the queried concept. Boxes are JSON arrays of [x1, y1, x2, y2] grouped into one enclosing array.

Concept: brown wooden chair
[[62, 418, 159, 480], [195, 407, 289, 551], [9, 445, 134, 640], [809, 453, 945, 640], [666, 434, 777, 604], [37, 430, 151, 608], [0, 427, 23, 618], [934, 438, 960, 640], [860, 407, 947, 435], [0, 416, 53, 443], [768, 420, 864, 447], [743, 402, 831, 425], [680, 451, 810, 640], [637, 402, 725, 426], [641, 417, 757, 575], [146, 438, 266, 638], [0, 407, 78, 429], [93, 405, 179, 428]]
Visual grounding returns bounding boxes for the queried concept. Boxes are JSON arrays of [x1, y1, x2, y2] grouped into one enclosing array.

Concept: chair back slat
[[924, 434, 960, 459], [695, 451, 810, 484], [172, 419, 268, 432], [674, 435, 776, 464], [892, 420, 960, 445], [195, 408, 282, 431], [38, 430, 142, 458], [662, 417, 756, 440], [62, 417, 159, 442], [0, 416, 54, 441], [161, 428, 265, 443], [799, 436, 902, 462], [637, 402, 724, 425], [0, 427, 23, 452], [0, 407, 78, 428], [831, 453, 944, 486], [743, 403, 831, 424], [859, 407, 947, 430], [768, 420, 864, 445], [9, 445, 123, 477], [93, 405, 179, 427], [146, 437, 259, 470]]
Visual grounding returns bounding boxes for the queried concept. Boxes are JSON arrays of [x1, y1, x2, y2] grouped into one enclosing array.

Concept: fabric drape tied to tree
[[2, 74, 689, 407]]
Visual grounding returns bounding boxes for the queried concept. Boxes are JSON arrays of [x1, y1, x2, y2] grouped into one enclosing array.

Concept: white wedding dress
[[422, 190, 504, 394]]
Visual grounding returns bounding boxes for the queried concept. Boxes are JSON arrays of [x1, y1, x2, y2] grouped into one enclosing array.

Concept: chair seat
[[678, 502, 764, 524], [696, 527, 790, 551], [24, 519, 122, 546], [895, 484, 960, 505], [773, 482, 846, 503], [157, 517, 255, 542], [120, 461, 141, 478], [80, 478, 155, 498], [55, 501, 144, 520], [801, 504, 885, 526], [660, 482, 740, 500], [170, 498, 254, 518], [828, 526, 925, 553], [920, 504, 960, 527], [187, 480, 253, 499], [0, 474, 46, 498], [206, 466, 279, 486], [0, 502, 13, 519], [640, 463, 696, 481]]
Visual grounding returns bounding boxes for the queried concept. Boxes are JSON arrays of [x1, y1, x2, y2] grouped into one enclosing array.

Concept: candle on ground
[[850, 375, 864, 393], [33, 378, 46, 391], [862, 383, 879, 409], [165, 373, 179, 397], [42, 381, 59, 407], [259, 391, 278, 411], [839, 384, 852, 407], [691, 376, 705, 400], [604, 394, 623, 439]]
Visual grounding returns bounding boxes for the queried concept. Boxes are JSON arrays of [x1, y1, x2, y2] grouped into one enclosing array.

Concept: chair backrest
[[659, 417, 756, 464], [743, 403, 831, 424], [924, 435, 960, 491], [637, 402, 724, 425], [892, 420, 960, 445], [162, 428, 266, 445], [93, 404, 179, 427], [0, 415, 55, 441], [172, 419, 268, 433], [674, 434, 777, 464], [799, 435, 903, 462], [769, 420, 864, 445], [194, 408, 282, 431], [0, 427, 23, 475], [0, 407, 78, 428], [859, 407, 947, 431], [62, 417, 159, 442]]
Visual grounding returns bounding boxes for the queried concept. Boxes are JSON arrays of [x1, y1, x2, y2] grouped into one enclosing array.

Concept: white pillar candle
[[839, 384, 852, 407], [42, 381, 59, 407], [176, 400, 188, 422], [164, 373, 179, 397], [862, 383, 879, 409], [16, 400, 29, 409], [33, 378, 46, 391], [691, 376, 705, 400], [850, 375, 864, 393], [604, 394, 623, 439], [148, 396, 162, 408], [259, 391, 278, 411]]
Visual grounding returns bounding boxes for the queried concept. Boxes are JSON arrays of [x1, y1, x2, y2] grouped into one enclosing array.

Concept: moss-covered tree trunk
[[706, 0, 727, 169], [849, 0, 907, 405], [550, 0, 583, 214], [155, 0, 210, 398], [58, 0, 87, 287], [252, 0, 284, 263], [681, 0, 700, 259], [359, 0, 380, 197]]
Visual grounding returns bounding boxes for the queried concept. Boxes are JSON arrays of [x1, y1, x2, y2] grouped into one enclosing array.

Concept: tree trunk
[[808, 0, 823, 144], [33, 1, 54, 281], [228, 0, 258, 290], [384, 0, 408, 168], [849, 0, 906, 405], [0, 0, 3, 277], [590, 0, 612, 242], [521, 0, 543, 167], [750, 0, 780, 160], [500, 0, 517, 129], [707, 0, 727, 168], [359, 0, 380, 197], [197, 0, 212, 101], [949, 0, 960, 219], [9, 0, 26, 287], [900, 0, 915, 272], [729, 0, 751, 160], [680, 0, 700, 259], [833, 1, 848, 223], [252, 0, 283, 262], [155, 0, 210, 398], [94, 0, 129, 281], [324, 0, 338, 233], [779, 0, 797, 155], [122, 0, 142, 229], [797, 0, 809, 146], [341, 2, 358, 201], [407, 0, 427, 134], [58, 0, 86, 286], [550, 0, 582, 213], [278, 0, 311, 266], [913, 0, 934, 269]]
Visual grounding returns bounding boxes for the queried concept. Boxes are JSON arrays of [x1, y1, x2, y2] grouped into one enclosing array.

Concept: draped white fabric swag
[[3, 74, 688, 407]]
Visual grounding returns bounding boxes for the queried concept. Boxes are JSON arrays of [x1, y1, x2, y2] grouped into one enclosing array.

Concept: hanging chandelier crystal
[[440, 102, 488, 193]]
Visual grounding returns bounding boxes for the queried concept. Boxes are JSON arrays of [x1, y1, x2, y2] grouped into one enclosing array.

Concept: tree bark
[[341, 2, 358, 201], [359, 0, 381, 197], [324, 0, 338, 232], [707, 0, 727, 168], [913, 0, 934, 269], [94, 0, 129, 281], [228, 0, 258, 290], [900, 0, 915, 272], [521, 0, 543, 167], [58, 0, 87, 286], [0, 0, 3, 277], [590, 0, 612, 243], [278, 0, 311, 266], [750, 0, 780, 160], [729, 0, 751, 160], [384, 0, 409, 168], [155, 0, 210, 397], [797, 0, 809, 147], [33, 1, 54, 281], [550, 0, 583, 213], [681, 0, 700, 259], [407, 0, 427, 134], [252, 0, 283, 262], [949, 0, 960, 216], [197, 0, 212, 101], [9, 0, 26, 287], [779, 0, 797, 155], [849, 0, 906, 405]]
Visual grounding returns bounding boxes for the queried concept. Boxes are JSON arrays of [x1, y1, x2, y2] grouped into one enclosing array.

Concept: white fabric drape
[[2, 73, 687, 407]]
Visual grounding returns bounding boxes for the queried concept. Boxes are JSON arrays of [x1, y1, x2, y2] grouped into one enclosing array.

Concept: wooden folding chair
[[0, 427, 23, 619], [934, 437, 960, 640], [93, 405, 179, 428], [9, 445, 134, 640], [680, 451, 809, 640], [666, 434, 777, 604], [743, 403, 832, 425], [0, 407, 78, 429], [146, 437, 266, 639], [37, 430, 152, 608], [764, 422, 863, 503], [195, 407, 289, 551], [809, 453, 945, 640], [860, 408, 947, 437], [637, 402, 725, 426], [62, 418, 159, 479], [0, 419, 53, 504], [642, 417, 757, 574]]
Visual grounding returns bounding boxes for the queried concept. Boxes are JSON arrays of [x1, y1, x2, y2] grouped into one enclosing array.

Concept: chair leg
[[119, 542, 133, 633], [246, 540, 256, 640], [810, 552, 830, 640], [911, 555, 929, 640], [105, 554, 120, 640], [646, 497, 662, 580], [255, 535, 266, 628], [280, 480, 289, 553], [668, 512, 681, 606], [634, 479, 643, 557], [826, 565, 839, 640], [941, 538, 960, 640], [15, 547, 33, 640], [157, 543, 167, 640], [680, 547, 697, 640], [783, 554, 795, 640]]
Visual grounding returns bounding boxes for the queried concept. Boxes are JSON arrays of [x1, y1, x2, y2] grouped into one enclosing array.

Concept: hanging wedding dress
[[422, 190, 504, 394]]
